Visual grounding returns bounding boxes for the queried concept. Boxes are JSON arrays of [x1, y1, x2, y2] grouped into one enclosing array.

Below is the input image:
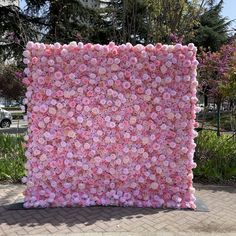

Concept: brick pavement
[[0, 183, 236, 236]]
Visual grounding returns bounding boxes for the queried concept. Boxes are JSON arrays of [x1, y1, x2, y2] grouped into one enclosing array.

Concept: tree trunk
[[216, 101, 221, 137], [229, 99, 233, 111]]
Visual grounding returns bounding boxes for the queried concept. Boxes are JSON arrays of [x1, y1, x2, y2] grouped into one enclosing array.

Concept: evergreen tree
[[192, 0, 232, 51], [0, 0, 107, 101], [0, 4, 38, 62], [24, 0, 106, 44], [0, 0, 109, 62]]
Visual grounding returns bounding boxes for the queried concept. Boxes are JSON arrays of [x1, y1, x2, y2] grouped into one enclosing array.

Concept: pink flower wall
[[22, 41, 199, 209]]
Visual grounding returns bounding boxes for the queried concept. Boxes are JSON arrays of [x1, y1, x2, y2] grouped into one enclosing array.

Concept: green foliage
[[192, 0, 231, 51], [0, 0, 232, 55], [0, 64, 26, 100], [221, 66, 236, 99], [25, 0, 107, 44], [194, 130, 236, 181], [0, 134, 26, 182], [0, 4, 38, 62], [197, 42, 236, 136], [144, 0, 205, 44], [100, 0, 148, 44], [220, 118, 235, 131], [102, 0, 207, 45], [0, 0, 109, 61]]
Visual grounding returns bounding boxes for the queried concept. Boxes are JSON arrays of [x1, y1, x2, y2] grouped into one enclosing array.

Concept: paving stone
[[0, 183, 236, 235]]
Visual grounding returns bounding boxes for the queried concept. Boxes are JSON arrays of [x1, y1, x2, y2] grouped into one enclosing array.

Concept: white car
[[0, 108, 12, 128]]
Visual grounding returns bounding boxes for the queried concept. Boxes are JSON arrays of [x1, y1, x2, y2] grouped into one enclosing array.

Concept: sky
[[221, 0, 236, 29], [19, 0, 236, 28]]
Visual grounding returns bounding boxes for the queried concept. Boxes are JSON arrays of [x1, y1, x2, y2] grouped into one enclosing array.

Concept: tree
[[0, 0, 108, 102], [221, 50, 236, 132], [24, 0, 107, 44], [101, 0, 209, 45], [198, 42, 236, 136], [100, 0, 148, 44], [221, 64, 236, 99], [0, 0, 109, 61], [143, 0, 209, 44], [0, 64, 25, 101], [192, 0, 232, 51], [0, 3, 37, 102], [0, 4, 38, 62]]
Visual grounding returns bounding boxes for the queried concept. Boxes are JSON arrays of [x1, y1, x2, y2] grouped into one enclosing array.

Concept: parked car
[[0, 108, 12, 128]]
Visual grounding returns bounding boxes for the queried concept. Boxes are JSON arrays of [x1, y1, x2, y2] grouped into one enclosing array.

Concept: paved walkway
[[0, 184, 236, 236]]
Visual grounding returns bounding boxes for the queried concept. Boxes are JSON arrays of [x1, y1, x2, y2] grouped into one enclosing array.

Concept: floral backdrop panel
[[22, 41, 199, 209]]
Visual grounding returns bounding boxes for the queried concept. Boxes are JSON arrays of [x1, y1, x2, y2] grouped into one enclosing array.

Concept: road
[[0, 119, 27, 134]]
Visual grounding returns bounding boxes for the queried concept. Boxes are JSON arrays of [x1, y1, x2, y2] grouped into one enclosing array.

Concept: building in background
[[0, 0, 19, 6]]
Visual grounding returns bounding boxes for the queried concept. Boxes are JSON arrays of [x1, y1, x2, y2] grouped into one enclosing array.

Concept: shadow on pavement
[[0, 185, 196, 228], [1, 204, 171, 228]]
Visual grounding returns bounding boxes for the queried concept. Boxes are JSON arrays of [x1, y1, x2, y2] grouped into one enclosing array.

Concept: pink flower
[[130, 57, 137, 65], [158, 86, 165, 93], [35, 93, 43, 100], [23, 41, 197, 210], [122, 81, 131, 89], [163, 93, 170, 100], [32, 57, 38, 64], [165, 61, 172, 67], [69, 101, 76, 108], [39, 104, 48, 113], [54, 71, 63, 79], [111, 64, 119, 71], [48, 59, 55, 66], [56, 90, 63, 97], [79, 64, 87, 72], [150, 182, 159, 190], [98, 67, 106, 75], [160, 65, 167, 74], [46, 89, 52, 96], [87, 91, 94, 97], [37, 76, 45, 85], [77, 116, 84, 123], [61, 48, 68, 57], [91, 58, 97, 65]]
